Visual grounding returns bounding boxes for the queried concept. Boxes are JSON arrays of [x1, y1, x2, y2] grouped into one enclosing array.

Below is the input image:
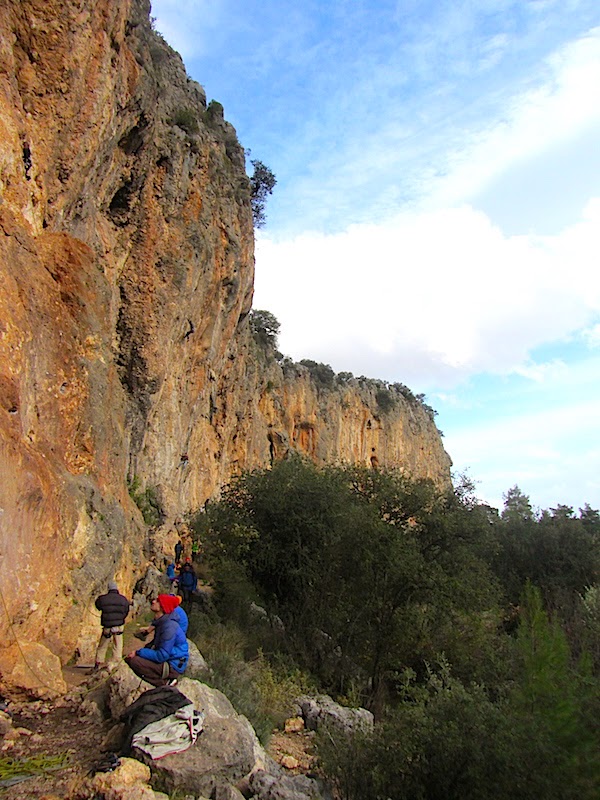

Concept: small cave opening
[[108, 182, 134, 225]]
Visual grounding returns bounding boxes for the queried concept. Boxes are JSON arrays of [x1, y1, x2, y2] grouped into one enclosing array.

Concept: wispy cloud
[[267, 25, 600, 234]]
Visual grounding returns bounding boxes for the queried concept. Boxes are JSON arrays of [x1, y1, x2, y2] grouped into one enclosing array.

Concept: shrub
[[318, 658, 599, 800], [190, 619, 313, 741], [127, 475, 163, 527], [375, 387, 396, 414], [171, 108, 199, 135], [298, 359, 335, 389]]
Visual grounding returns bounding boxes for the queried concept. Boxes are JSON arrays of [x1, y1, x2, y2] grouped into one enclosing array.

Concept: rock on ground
[[0, 642, 67, 699], [296, 694, 373, 735]]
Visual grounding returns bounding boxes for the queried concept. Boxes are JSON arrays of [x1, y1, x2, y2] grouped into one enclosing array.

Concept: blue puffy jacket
[[171, 605, 189, 635], [137, 613, 188, 673], [151, 605, 189, 636]]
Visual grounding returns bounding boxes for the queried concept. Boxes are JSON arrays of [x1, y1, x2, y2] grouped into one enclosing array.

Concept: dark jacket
[[95, 589, 130, 628], [137, 613, 188, 673], [178, 566, 197, 592], [119, 685, 191, 755]]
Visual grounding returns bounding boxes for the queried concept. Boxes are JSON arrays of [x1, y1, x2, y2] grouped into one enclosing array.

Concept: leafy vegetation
[[188, 462, 600, 798], [127, 475, 163, 527], [249, 158, 276, 228], [171, 108, 199, 135], [187, 617, 314, 742], [298, 359, 336, 389], [375, 387, 396, 413], [249, 309, 281, 351]]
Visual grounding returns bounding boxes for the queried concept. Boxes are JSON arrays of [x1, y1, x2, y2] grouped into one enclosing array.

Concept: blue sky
[[152, 0, 600, 513]]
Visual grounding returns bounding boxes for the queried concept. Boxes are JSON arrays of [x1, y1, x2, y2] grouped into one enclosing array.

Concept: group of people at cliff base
[[165, 560, 198, 605], [93, 582, 189, 687]]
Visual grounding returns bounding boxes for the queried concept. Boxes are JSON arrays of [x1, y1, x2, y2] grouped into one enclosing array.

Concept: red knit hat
[[158, 594, 181, 614]]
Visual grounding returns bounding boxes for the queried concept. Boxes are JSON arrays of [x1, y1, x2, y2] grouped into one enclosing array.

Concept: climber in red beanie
[[125, 595, 189, 686]]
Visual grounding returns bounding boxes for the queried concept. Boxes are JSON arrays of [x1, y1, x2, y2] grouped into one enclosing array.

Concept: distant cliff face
[[0, 0, 451, 664]]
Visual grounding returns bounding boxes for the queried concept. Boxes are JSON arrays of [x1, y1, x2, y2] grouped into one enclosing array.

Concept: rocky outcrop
[[104, 666, 328, 800], [0, 0, 451, 664]]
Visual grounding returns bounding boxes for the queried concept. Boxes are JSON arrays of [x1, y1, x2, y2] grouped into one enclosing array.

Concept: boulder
[[0, 642, 66, 699], [174, 677, 248, 721], [186, 639, 211, 679], [249, 768, 326, 800], [147, 677, 268, 797], [88, 756, 169, 800], [150, 716, 259, 796], [107, 660, 151, 719], [296, 695, 373, 736]]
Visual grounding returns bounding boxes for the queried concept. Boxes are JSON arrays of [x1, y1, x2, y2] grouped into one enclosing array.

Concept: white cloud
[[424, 27, 600, 209], [255, 198, 600, 385], [583, 323, 600, 348], [266, 24, 600, 238]]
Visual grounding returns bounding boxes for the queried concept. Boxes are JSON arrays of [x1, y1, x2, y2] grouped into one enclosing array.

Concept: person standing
[[174, 539, 183, 563], [178, 562, 197, 606], [125, 595, 189, 686], [191, 540, 200, 563], [91, 581, 130, 671]]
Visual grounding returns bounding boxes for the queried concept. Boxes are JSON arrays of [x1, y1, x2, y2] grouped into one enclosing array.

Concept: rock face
[[0, 0, 451, 663]]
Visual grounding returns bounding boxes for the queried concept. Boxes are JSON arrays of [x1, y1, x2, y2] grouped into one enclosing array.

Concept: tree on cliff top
[[249, 159, 276, 228], [249, 309, 280, 350]]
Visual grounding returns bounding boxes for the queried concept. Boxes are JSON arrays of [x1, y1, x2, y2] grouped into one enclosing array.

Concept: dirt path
[[1, 614, 316, 799], [0, 622, 148, 798], [1, 678, 113, 798]]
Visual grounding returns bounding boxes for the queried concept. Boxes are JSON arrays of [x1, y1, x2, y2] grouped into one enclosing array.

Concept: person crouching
[[125, 595, 188, 686]]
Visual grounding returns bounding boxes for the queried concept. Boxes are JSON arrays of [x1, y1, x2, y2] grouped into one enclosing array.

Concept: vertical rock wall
[[0, 0, 451, 663]]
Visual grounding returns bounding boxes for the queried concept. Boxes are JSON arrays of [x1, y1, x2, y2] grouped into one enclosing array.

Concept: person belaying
[[174, 539, 183, 563], [91, 581, 131, 672]]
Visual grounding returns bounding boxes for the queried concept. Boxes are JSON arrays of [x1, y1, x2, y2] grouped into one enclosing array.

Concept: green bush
[[190, 619, 313, 741], [171, 108, 199, 135], [319, 657, 599, 800], [375, 387, 396, 414], [298, 359, 335, 389], [203, 459, 502, 700], [127, 475, 163, 527], [249, 309, 280, 351], [249, 158, 276, 228]]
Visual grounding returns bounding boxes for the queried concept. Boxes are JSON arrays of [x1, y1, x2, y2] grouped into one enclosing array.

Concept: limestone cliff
[[0, 0, 451, 666]]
